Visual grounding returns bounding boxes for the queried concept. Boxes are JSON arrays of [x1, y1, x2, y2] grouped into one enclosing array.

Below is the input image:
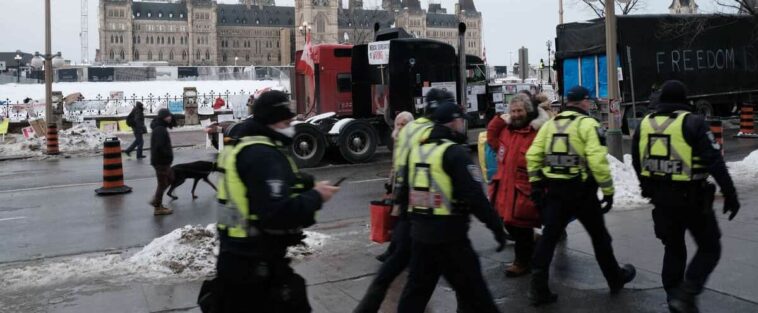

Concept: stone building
[[669, 0, 698, 14], [98, 0, 483, 66]]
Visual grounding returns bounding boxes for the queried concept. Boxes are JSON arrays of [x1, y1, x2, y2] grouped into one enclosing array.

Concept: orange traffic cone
[[95, 137, 132, 195], [46, 123, 60, 155]]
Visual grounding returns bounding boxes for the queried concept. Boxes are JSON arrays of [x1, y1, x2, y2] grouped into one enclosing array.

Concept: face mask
[[274, 125, 296, 138]]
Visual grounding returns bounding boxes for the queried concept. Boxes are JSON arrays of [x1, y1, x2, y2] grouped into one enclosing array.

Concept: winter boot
[[505, 261, 530, 278], [609, 264, 637, 294], [528, 269, 558, 306], [153, 205, 173, 216], [668, 281, 701, 313]]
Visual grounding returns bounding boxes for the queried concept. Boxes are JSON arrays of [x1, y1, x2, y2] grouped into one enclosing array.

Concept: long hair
[[392, 111, 415, 140]]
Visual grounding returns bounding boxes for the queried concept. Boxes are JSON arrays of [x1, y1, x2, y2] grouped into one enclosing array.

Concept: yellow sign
[[0, 118, 8, 135], [100, 121, 118, 133], [118, 120, 132, 132]]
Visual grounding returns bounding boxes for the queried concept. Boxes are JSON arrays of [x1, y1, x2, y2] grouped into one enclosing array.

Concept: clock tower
[[295, 0, 339, 49]]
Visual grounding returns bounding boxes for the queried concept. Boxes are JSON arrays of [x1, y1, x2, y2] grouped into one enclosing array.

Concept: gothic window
[[136, 12, 140, 17], [236, 18, 240, 24], [158, 11, 163, 18], [110, 35, 113, 43], [120, 35, 123, 43], [222, 53, 227, 62], [158, 51, 163, 61], [317, 17, 325, 33], [109, 50, 114, 59], [148, 50, 153, 60], [267, 53, 270, 61], [147, 11, 152, 18], [120, 10, 124, 18], [206, 50, 210, 60], [243, 18, 247, 24], [256, 18, 260, 24], [120, 49, 125, 59], [246, 54, 250, 62], [196, 50, 201, 61], [134, 50, 140, 60], [222, 17, 227, 23], [179, 13, 184, 18]]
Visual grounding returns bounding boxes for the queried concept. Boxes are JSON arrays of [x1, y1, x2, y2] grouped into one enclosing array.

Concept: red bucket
[[370, 200, 394, 243]]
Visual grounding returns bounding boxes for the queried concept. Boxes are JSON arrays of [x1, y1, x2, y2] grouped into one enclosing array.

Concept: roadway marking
[[0, 177, 153, 194], [349, 178, 387, 184], [0, 216, 26, 222]]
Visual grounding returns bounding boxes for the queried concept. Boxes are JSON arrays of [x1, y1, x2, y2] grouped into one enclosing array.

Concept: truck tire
[[695, 100, 714, 117], [290, 123, 326, 168], [338, 120, 378, 163]]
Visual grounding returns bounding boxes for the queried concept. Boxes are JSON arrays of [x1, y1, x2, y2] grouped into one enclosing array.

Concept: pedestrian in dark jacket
[[124, 102, 147, 158], [150, 108, 174, 215]]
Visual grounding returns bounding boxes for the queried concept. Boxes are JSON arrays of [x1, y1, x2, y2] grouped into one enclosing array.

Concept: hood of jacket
[[150, 116, 173, 129], [500, 107, 550, 132], [655, 102, 693, 114], [425, 124, 467, 144]]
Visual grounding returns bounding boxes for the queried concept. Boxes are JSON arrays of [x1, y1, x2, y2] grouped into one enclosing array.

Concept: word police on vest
[[546, 155, 581, 167], [643, 159, 684, 174]]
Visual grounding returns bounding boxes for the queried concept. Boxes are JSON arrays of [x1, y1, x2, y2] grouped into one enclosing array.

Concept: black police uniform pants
[[397, 239, 501, 313], [354, 219, 412, 313], [653, 204, 721, 293], [504, 225, 535, 266], [213, 252, 311, 313], [532, 182, 622, 285]]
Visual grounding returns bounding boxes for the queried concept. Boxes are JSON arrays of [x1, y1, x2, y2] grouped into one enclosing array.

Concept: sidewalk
[[3, 198, 758, 313]]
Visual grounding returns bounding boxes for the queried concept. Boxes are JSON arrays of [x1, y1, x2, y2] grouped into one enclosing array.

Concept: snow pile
[[0, 123, 107, 157], [127, 224, 218, 278], [0, 80, 285, 104], [0, 224, 331, 290], [726, 150, 758, 186], [606, 154, 649, 210]]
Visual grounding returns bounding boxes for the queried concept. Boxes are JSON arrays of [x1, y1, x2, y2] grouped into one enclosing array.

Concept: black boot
[[609, 264, 636, 294], [528, 269, 558, 306], [668, 281, 701, 313]]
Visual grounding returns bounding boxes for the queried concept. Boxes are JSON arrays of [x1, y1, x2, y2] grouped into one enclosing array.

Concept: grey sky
[[0, 0, 726, 67]]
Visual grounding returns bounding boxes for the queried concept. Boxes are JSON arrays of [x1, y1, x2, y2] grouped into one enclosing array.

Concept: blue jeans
[[125, 130, 144, 157]]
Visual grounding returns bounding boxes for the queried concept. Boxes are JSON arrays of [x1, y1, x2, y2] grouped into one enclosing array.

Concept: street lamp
[[14, 51, 22, 83], [30, 50, 64, 124], [546, 40, 553, 84], [234, 56, 239, 66]]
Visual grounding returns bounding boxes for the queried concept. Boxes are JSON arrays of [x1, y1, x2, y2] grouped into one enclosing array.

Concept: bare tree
[[716, 0, 757, 16], [580, 0, 644, 18]]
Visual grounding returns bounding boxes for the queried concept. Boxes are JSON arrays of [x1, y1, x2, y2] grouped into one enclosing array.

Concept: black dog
[[167, 161, 218, 200]]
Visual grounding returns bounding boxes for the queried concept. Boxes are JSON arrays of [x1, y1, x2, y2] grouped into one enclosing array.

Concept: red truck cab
[[295, 44, 354, 118]]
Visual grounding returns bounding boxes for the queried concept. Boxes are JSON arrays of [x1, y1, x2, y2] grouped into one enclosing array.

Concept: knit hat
[[424, 88, 456, 116], [156, 108, 172, 119], [566, 86, 593, 102], [659, 80, 689, 104], [431, 100, 464, 124], [252, 90, 295, 125]]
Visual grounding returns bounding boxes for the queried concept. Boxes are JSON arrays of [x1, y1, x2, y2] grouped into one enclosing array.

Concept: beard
[[510, 116, 528, 129]]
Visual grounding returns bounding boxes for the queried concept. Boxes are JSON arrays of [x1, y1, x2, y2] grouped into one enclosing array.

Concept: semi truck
[[289, 26, 485, 167], [555, 14, 758, 132]]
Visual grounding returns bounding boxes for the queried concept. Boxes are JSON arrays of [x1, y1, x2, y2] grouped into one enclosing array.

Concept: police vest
[[639, 111, 708, 181], [407, 139, 461, 216], [216, 135, 305, 239], [542, 113, 589, 179], [393, 117, 433, 187]]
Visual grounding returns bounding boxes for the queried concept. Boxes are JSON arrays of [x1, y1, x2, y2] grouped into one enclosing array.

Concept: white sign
[[492, 92, 504, 103], [429, 82, 457, 99], [368, 41, 390, 65]]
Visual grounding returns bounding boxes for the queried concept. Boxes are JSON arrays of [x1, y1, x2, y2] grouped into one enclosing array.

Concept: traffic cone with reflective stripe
[[46, 123, 60, 155], [95, 137, 132, 195], [737, 103, 758, 138]]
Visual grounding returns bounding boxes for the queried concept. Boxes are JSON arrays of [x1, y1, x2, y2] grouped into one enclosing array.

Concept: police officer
[[632, 80, 740, 313], [354, 89, 450, 313], [396, 99, 507, 313], [526, 85, 636, 305], [211, 90, 340, 313]]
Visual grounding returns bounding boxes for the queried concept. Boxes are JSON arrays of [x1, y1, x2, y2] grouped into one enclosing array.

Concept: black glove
[[384, 182, 393, 195], [600, 194, 614, 214], [723, 193, 741, 221], [530, 182, 546, 209]]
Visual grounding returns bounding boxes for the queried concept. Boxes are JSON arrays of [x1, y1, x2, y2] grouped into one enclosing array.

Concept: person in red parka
[[487, 93, 551, 277]]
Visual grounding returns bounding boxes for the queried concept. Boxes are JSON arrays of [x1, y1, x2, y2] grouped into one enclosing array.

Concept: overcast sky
[[0, 0, 727, 67]]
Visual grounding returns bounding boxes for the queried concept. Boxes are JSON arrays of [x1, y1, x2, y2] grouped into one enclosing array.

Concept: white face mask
[[274, 125, 296, 138]]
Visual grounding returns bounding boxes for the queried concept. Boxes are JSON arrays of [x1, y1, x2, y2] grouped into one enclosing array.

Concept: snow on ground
[[726, 150, 758, 185], [606, 154, 649, 210], [0, 224, 331, 291], [0, 80, 285, 103]]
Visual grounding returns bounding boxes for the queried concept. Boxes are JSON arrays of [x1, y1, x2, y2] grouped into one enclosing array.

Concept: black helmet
[[424, 88, 456, 117]]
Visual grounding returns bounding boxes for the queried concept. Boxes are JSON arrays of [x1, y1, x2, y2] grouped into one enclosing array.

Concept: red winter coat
[[486, 108, 549, 228]]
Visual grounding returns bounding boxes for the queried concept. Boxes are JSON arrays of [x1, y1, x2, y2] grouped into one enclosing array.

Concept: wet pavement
[[0, 131, 757, 312]]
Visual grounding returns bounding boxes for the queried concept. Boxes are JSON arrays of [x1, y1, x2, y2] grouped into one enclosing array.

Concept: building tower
[[669, 0, 698, 14], [295, 0, 339, 48]]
